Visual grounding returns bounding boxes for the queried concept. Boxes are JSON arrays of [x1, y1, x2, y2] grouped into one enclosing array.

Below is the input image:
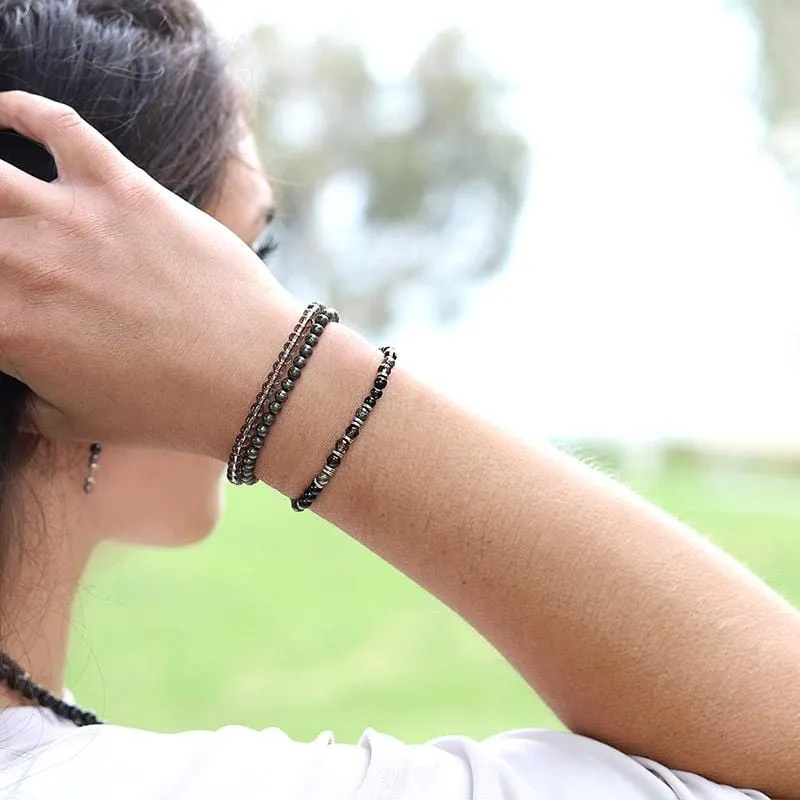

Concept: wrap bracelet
[[227, 303, 338, 485], [291, 346, 397, 512]]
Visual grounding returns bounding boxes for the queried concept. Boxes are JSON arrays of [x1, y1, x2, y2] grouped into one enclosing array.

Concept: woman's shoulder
[[0, 719, 770, 800]]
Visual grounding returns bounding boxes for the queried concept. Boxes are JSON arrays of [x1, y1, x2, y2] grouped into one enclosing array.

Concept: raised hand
[[0, 90, 297, 456]]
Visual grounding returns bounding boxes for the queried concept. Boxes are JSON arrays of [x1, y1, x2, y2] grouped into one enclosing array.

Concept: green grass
[[67, 457, 800, 744]]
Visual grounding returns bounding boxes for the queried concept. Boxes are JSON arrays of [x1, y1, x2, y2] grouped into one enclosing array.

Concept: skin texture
[[0, 91, 798, 798], [0, 128, 273, 709]]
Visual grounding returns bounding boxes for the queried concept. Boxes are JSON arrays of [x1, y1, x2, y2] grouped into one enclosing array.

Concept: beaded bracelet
[[227, 303, 338, 485], [291, 346, 397, 512], [227, 302, 321, 484], [239, 305, 337, 485]]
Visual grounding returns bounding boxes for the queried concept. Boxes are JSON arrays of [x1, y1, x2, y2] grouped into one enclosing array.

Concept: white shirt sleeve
[[352, 728, 772, 800], [0, 712, 773, 800]]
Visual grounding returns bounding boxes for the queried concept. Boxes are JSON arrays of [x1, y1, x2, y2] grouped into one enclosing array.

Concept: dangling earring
[[83, 443, 102, 494]]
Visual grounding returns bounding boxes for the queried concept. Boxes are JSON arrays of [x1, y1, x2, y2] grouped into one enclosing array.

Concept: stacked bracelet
[[291, 346, 397, 512], [227, 303, 338, 485]]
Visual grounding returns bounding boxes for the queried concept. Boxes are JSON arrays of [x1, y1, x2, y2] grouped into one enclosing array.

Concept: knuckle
[[50, 105, 84, 136], [105, 168, 157, 209], [26, 261, 72, 296]]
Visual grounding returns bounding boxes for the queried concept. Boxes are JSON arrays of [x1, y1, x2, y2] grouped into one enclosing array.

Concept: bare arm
[[0, 90, 796, 800], [228, 318, 800, 798]]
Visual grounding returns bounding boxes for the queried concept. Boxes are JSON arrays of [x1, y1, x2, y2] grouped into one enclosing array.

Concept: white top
[[0, 704, 770, 799]]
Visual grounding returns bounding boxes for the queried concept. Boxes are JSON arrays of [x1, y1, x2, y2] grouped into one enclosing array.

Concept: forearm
[[228, 315, 800, 796]]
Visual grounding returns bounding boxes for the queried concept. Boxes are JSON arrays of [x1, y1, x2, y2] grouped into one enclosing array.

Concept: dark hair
[[0, 0, 242, 566]]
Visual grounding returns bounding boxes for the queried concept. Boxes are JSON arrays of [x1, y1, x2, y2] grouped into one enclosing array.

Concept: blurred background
[[70, 0, 800, 741]]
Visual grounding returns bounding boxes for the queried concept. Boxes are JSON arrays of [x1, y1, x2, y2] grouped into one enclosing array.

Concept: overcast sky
[[199, 0, 800, 449]]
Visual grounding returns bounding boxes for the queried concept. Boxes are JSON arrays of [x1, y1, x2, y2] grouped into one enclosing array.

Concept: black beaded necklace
[[0, 652, 102, 726]]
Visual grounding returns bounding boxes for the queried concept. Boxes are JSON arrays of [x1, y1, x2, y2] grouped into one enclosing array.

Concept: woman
[[0, 1, 797, 798]]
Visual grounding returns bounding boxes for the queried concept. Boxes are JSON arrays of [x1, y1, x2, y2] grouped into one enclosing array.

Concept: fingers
[[0, 154, 54, 216], [0, 90, 124, 185]]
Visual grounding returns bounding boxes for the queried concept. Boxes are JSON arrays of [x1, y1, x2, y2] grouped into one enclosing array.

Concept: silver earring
[[83, 443, 102, 494]]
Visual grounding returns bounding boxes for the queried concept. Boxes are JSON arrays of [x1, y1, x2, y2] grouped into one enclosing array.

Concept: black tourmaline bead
[[374, 375, 388, 390], [335, 438, 350, 454], [327, 308, 340, 323], [345, 424, 360, 439], [305, 333, 319, 347], [356, 407, 370, 421], [364, 396, 377, 408], [291, 498, 302, 512], [90, 442, 102, 456], [370, 387, 383, 400], [288, 367, 302, 380], [247, 447, 259, 459], [275, 389, 289, 403], [315, 314, 330, 327], [269, 401, 282, 415], [257, 423, 270, 436], [264, 413, 277, 426], [327, 453, 342, 468], [252, 436, 265, 448], [282, 378, 294, 392], [299, 344, 313, 358], [310, 323, 324, 337], [293, 356, 307, 369]]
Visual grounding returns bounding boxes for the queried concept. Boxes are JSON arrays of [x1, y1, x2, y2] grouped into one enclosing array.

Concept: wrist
[[201, 296, 380, 498], [194, 290, 304, 464], [252, 319, 382, 497]]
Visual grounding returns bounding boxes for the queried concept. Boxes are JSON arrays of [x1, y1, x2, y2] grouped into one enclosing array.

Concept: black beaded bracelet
[[227, 303, 338, 485], [291, 346, 397, 512], [238, 305, 337, 485]]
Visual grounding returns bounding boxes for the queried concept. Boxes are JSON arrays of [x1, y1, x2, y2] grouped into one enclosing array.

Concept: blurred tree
[[740, 0, 800, 179], [234, 28, 530, 332]]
